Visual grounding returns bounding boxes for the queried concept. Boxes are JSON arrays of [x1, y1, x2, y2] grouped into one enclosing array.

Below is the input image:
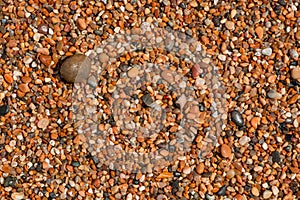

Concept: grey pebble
[[262, 47, 272, 56], [231, 110, 244, 126]]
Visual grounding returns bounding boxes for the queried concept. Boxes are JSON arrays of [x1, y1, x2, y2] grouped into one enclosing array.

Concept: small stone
[[231, 110, 244, 126], [289, 49, 299, 60], [271, 151, 281, 163], [23, 56, 33, 65], [71, 161, 80, 167], [0, 105, 10, 116], [221, 144, 232, 158], [192, 63, 201, 78], [99, 53, 109, 63], [18, 84, 30, 93], [77, 18, 87, 30], [125, 3, 134, 11], [4, 176, 16, 187], [291, 68, 300, 79], [255, 26, 264, 39], [251, 117, 260, 129], [218, 54, 226, 61], [182, 166, 191, 174], [87, 76, 98, 88], [38, 23, 48, 34], [161, 70, 174, 83], [36, 47, 49, 55], [252, 187, 260, 197], [4, 74, 13, 84], [38, 118, 50, 129], [60, 54, 91, 83], [267, 90, 282, 99], [226, 169, 235, 179], [263, 190, 272, 199], [39, 55, 52, 66], [6, 40, 17, 48], [271, 186, 279, 196], [217, 186, 227, 196], [239, 136, 250, 146], [127, 67, 139, 78], [11, 192, 24, 200], [142, 93, 154, 107], [195, 163, 204, 174], [262, 48, 272, 56], [225, 21, 235, 30]]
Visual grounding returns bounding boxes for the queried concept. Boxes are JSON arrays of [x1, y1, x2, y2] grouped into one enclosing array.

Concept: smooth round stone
[[267, 90, 282, 99], [217, 186, 227, 196], [0, 105, 10, 116], [291, 68, 300, 79], [262, 48, 272, 56], [231, 110, 244, 126], [60, 54, 91, 83]]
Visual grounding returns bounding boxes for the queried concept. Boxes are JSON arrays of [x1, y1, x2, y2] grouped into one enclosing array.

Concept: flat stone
[[220, 144, 232, 158], [99, 53, 109, 63], [289, 49, 299, 60], [127, 67, 139, 78], [195, 163, 204, 174], [18, 84, 30, 93], [142, 93, 154, 106], [4, 74, 13, 84], [271, 151, 281, 163], [192, 63, 201, 78]]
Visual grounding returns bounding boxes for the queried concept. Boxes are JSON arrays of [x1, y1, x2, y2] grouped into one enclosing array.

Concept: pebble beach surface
[[0, 0, 300, 200]]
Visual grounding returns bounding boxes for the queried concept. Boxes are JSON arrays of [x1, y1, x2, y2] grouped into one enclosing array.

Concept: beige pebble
[[263, 190, 272, 199], [38, 118, 50, 129], [291, 68, 300, 79], [127, 67, 139, 78], [12, 192, 24, 200], [225, 21, 235, 30], [252, 187, 260, 197]]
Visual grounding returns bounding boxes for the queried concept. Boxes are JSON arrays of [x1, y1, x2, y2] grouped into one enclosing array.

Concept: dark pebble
[[38, 23, 48, 34], [3, 176, 16, 187], [173, 171, 181, 177], [71, 161, 80, 167], [285, 134, 292, 142], [212, 16, 221, 27], [133, 179, 139, 185], [231, 110, 244, 126], [0, 104, 10, 116], [272, 151, 281, 163], [205, 194, 215, 200], [142, 93, 154, 107], [199, 103, 205, 112], [217, 186, 227, 196]]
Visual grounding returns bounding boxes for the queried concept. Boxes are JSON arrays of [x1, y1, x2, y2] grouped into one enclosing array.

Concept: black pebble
[[272, 151, 281, 163], [285, 134, 292, 142], [217, 186, 227, 196], [231, 110, 244, 126], [0, 104, 9, 116]]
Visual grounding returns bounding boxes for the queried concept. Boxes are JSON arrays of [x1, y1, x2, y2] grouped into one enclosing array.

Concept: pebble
[[289, 49, 299, 60], [267, 90, 282, 99], [220, 144, 232, 158], [77, 18, 87, 30], [161, 70, 174, 83], [127, 67, 139, 78], [239, 136, 250, 146], [18, 83, 30, 93], [4, 176, 16, 187], [142, 93, 154, 107], [60, 54, 91, 83], [251, 187, 260, 197], [99, 53, 109, 63], [271, 151, 281, 163], [218, 54, 226, 61], [225, 21, 235, 30], [291, 68, 300, 79], [38, 23, 48, 34], [195, 163, 204, 174], [217, 186, 227, 196], [37, 118, 50, 129], [0, 105, 10, 116], [263, 190, 272, 199], [262, 48, 272, 56], [231, 110, 244, 126], [4, 74, 13, 84], [39, 55, 52, 66], [125, 3, 134, 12], [192, 63, 201, 78], [11, 192, 24, 200], [271, 186, 279, 196], [255, 26, 264, 39]]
